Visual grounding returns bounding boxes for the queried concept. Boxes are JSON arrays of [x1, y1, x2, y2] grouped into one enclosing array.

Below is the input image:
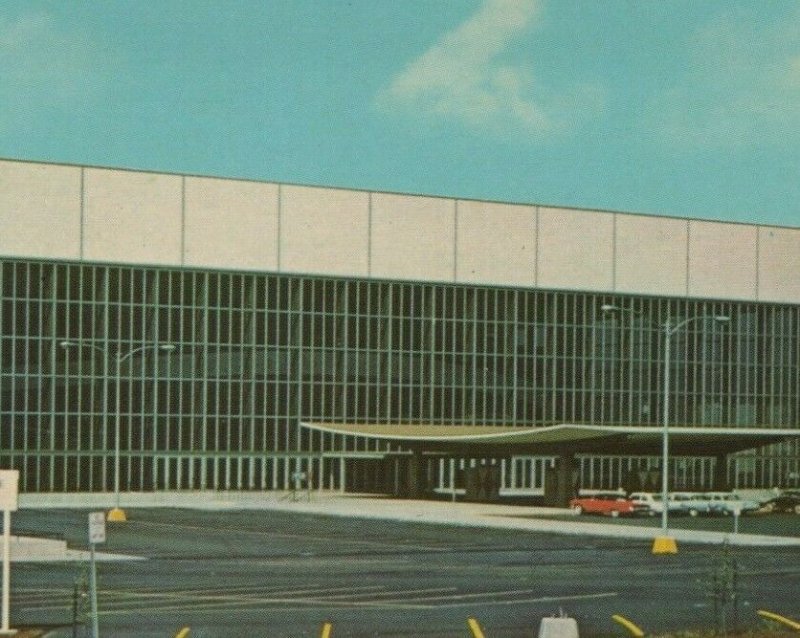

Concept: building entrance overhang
[[301, 422, 799, 457]]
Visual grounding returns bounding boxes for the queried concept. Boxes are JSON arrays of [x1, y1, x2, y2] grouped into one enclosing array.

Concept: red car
[[570, 491, 648, 517]]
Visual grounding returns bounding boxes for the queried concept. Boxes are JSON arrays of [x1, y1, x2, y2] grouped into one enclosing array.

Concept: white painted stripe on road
[[12, 584, 393, 613], [13, 581, 618, 617], [426, 591, 620, 608], [92, 595, 435, 616], [132, 520, 444, 552], [320, 587, 457, 601], [88, 590, 619, 616]]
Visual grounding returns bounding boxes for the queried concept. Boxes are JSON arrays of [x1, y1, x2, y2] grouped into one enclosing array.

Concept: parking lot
[[5, 494, 799, 637]]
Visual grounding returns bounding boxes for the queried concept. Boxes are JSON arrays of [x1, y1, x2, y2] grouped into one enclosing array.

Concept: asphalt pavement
[[6, 493, 800, 637], [15, 490, 800, 563]]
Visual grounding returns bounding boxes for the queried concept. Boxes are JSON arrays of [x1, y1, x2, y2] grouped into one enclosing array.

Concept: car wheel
[[572, 505, 583, 515], [610, 510, 620, 518]]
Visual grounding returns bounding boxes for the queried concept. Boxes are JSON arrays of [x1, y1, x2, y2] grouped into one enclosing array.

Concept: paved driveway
[[8, 500, 800, 637]]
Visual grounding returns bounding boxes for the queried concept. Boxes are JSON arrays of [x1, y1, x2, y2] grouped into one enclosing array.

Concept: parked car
[[570, 491, 649, 517], [704, 492, 761, 515], [756, 495, 800, 514], [668, 492, 713, 517], [628, 491, 689, 515]]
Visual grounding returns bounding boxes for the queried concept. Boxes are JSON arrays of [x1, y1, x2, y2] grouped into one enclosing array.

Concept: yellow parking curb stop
[[651, 536, 678, 554]]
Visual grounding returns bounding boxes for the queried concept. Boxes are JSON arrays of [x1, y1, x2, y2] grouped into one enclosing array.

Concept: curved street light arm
[[116, 343, 175, 365], [665, 315, 730, 336]]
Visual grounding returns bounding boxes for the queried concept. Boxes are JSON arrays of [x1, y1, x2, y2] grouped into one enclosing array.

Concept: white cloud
[[650, 7, 800, 148], [377, 0, 595, 137], [0, 11, 107, 131]]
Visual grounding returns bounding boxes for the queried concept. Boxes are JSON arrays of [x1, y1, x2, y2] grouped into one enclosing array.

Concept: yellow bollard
[[173, 628, 190, 638], [107, 507, 127, 522], [467, 617, 486, 638], [757, 609, 800, 630], [611, 614, 645, 637], [651, 536, 677, 554], [320, 621, 333, 638]]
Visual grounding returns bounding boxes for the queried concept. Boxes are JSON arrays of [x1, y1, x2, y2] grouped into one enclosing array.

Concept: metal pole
[[600, 308, 728, 543], [451, 458, 456, 503], [2, 511, 10, 633], [661, 322, 671, 536], [72, 580, 79, 638], [89, 542, 99, 638], [60, 341, 174, 516], [114, 356, 122, 509], [102, 351, 110, 495]]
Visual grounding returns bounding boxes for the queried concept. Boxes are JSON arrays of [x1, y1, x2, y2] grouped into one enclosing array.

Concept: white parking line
[[132, 520, 444, 552], [422, 591, 620, 608], [14, 582, 619, 617], [322, 587, 457, 601], [93, 595, 435, 616]]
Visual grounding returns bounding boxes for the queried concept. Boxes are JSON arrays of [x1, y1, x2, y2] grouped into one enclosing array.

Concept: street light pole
[[113, 353, 123, 516], [600, 306, 729, 553], [658, 315, 729, 544], [60, 341, 175, 521], [661, 319, 673, 539]]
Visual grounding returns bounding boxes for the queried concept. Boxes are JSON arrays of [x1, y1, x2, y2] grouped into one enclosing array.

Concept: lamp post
[[601, 306, 729, 552], [60, 341, 175, 521]]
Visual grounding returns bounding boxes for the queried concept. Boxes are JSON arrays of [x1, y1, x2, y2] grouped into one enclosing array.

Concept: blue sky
[[2, 0, 799, 227]]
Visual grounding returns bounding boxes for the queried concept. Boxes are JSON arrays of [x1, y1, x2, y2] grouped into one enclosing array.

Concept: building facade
[[1, 159, 799, 494]]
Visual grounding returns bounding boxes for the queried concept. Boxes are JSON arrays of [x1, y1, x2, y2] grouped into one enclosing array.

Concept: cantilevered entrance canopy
[[301, 422, 799, 457], [301, 422, 799, 503]]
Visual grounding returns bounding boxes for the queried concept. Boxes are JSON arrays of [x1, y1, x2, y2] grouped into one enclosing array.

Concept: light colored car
[[628, 491, 686, 515], [704, 492, 761, 516], [668, 492, 712, 517]]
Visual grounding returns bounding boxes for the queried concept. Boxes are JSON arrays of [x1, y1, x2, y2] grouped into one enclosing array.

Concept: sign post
[[732, 506, 741, 535], [0, 470, 18, 637], [88, 512, 106, 638]]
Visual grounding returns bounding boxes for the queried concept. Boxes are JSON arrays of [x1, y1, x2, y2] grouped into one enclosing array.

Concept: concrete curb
[[9, 535, 142, 563]]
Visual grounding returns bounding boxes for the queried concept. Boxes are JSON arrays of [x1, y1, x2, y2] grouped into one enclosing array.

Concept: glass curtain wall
[[1, 258, 798, 492]]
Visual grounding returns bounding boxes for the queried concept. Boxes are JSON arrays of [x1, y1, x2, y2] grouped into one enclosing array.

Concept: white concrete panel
[[0, 160, 81, 259], [184, 177, 279, 270], [615, 214, 688, 296], [371, 193, 455, 282], [688, 221, 757, 300], [537, 207, 614, 291], [758, 226, 800, 303], [83, 168, 182, 265], [455, 200, 536, 286], [280, 185, 369, 277]]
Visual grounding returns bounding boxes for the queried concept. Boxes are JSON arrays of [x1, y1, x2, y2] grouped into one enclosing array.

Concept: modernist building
[[0, 158, 798, 498]]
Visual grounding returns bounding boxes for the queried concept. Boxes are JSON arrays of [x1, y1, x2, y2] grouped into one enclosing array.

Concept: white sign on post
[[0, 472, 18, 513], [89, 512, 106, 545], [0, 470, 18, 636]]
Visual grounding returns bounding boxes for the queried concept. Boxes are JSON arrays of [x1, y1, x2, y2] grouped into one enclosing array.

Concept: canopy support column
[[407, 448, 423, 498], [544, 453, 578, 507], [713, 454, 730, 491]]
